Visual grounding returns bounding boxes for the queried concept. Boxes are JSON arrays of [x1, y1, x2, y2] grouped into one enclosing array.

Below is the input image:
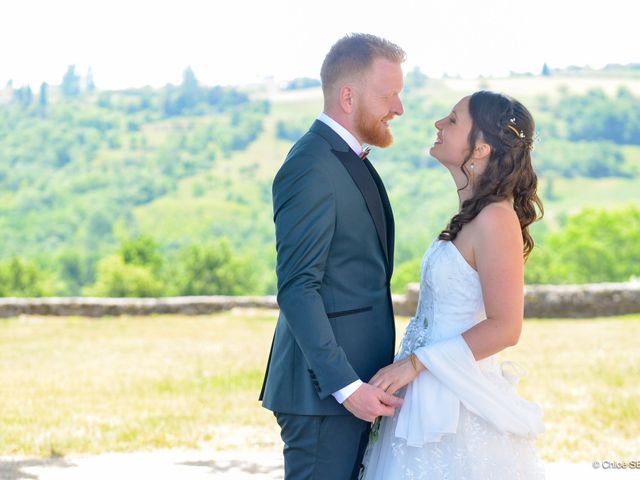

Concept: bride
[[360, 91, 546, 479]]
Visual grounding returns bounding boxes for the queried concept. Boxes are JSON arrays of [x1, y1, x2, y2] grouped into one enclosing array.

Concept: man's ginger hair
[[320, 33, 406, 97]]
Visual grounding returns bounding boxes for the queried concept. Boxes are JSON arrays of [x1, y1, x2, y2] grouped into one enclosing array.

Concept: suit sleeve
[[273, 158, 359, 400]]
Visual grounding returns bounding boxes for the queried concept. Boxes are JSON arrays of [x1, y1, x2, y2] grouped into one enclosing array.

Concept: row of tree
[[7, 66, 266, 120], [0, 236, 257, 297], [391, 204, 640, 292], [1, 205, 637, 297]]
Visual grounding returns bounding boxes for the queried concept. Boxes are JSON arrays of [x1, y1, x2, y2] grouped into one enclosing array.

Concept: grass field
[[1, 311, 638, 463]]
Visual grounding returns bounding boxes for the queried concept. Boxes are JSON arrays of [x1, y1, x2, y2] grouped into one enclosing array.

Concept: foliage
[[525, 205, 640, 284], [0, 65, 268, 297], [168, 240, 258, 295], [276, 120, 306, 142], [403, 66, 428, 92], [120, 236, 163, 274], [84, 255, 163, 297], [391, 258, 422, 294], [54, 249, 97, 296], [80, 236, 256, 297], [12, 85, 33, 108], [534, 139, 637, 178], [0, 257, 58, 296], [0, 74, 639, 296], [285, 77, 321, 90], [557, 87, 640, 144], [62, 65, 81, 97]]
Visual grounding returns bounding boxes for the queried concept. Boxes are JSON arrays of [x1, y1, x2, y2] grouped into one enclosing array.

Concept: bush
[[526, 205, 640, 284], [84, 255, 163, 297], [391, 258, 421, 294], [168, 240, 258, 295], [0, 257, 59, 297]]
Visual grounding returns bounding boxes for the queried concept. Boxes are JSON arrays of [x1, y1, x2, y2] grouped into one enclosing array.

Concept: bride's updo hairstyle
[[439, 91, 543, 259]]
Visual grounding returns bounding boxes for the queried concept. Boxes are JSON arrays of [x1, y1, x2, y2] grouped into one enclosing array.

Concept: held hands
[[343, 383, 404, 422], [369, 354, 425, 396]]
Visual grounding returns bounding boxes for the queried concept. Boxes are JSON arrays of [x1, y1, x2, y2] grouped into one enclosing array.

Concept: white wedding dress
[[360, 239, 545, 479]]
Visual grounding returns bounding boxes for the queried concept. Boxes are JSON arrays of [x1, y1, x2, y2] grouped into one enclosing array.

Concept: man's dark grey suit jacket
[[260, 120, 396, 416]]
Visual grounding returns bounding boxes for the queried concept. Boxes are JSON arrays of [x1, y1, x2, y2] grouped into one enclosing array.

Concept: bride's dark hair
[[438, 91, 543, 259]]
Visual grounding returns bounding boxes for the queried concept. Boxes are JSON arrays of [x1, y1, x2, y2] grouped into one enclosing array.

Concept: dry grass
[[0, 311, 638, 463]]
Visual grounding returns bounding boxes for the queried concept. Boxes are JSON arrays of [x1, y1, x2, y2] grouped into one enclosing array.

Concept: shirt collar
[[317, 112, 367, 157]]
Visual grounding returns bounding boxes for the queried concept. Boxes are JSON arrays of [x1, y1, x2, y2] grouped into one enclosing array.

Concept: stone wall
[[1, 282, 639, 318], [394, 282, 640, 318], [0, 296, 277, 318]]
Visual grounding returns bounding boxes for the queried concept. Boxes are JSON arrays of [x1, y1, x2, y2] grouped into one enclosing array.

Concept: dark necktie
[[359, 147, 371, 160]]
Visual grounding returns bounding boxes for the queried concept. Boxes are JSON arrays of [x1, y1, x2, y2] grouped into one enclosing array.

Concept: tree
[[163, 67, 202, 116], [391, 258, 421, 294], [0, 257, 56, 297], [120, 236, 163, 274], [39, 82, 48, 109], [285, 77, 321, 90], [526, 205, 640, 284], [12, 85, 33, 108], [62, 65, 81, 97], [169, 239, 258, 295], [557, 88, 640, 144], [84, 255, 163, 297], [181, 67, 199, 99], [56, 249, 96, 296], [86, 66, 96, 92], [404, 67, 428, 92], [276, 121, 305, 142]]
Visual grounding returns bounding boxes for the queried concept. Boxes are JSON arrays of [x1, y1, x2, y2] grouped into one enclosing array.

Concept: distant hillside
[[0, 71, 639, 296]]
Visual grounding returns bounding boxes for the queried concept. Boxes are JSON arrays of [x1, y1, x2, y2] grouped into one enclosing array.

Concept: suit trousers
[[275, 412, 370, 480]]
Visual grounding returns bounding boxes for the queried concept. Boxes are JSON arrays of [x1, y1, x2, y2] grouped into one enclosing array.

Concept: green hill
[[1, 71, 639, 296]]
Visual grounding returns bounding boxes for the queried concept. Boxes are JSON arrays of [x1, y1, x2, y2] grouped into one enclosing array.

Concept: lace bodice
[[397, 239, 485, 361]]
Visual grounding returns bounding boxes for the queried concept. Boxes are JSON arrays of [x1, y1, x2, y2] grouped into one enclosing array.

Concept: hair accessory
[[507, 124, 526, 138]]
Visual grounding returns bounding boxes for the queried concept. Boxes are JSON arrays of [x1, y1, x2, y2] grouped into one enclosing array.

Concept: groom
[[260, 33, 406, 479]]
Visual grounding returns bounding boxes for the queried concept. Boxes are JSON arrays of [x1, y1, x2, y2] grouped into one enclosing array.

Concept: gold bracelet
[[409, 353, 419, 372]]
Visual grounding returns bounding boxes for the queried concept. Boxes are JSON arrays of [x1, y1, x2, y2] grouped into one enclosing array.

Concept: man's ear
[[339, 85, 355, 114], [472, 141, 491, 160]]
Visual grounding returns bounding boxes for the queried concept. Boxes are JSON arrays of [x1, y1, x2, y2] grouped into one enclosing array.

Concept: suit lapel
[[363, 158, 395, 276], [332, 148, 390, 269], [309, 120, 393, 273]]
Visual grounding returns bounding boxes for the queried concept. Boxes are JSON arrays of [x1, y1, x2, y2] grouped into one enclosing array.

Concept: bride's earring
[[470, 162, 475, 183]]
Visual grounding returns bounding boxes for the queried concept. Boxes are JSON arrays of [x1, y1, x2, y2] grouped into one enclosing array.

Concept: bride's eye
[[449, 116, 456, 124]]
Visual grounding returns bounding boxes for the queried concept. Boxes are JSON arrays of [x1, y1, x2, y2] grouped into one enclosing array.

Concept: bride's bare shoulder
[[474, 201, 521, 240]]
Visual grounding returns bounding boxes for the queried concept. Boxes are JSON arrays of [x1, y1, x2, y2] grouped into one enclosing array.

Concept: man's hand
[[343, 383, 403, 422]]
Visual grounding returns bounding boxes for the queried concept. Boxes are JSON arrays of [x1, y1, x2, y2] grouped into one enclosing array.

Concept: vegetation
[[0, 67, 639, 296], [526, 205, 640, 284]]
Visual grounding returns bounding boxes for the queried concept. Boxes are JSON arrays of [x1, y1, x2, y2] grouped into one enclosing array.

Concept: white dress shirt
[[317, 112, 365, 404], [318, 112, 368, 158]]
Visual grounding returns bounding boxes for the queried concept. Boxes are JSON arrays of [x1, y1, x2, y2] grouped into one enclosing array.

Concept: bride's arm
[[370, 204, 524, 394], [460, 203, 524, 361]]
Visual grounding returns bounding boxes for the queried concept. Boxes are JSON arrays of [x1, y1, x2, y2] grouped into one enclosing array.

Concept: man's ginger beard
[[354, 101, 394, 148]]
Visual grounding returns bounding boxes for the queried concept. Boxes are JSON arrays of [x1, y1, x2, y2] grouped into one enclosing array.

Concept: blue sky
[[2, 0, 637, 89]]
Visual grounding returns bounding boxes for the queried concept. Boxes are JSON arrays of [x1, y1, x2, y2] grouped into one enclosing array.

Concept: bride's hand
[[369, 354, 425, 395]]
